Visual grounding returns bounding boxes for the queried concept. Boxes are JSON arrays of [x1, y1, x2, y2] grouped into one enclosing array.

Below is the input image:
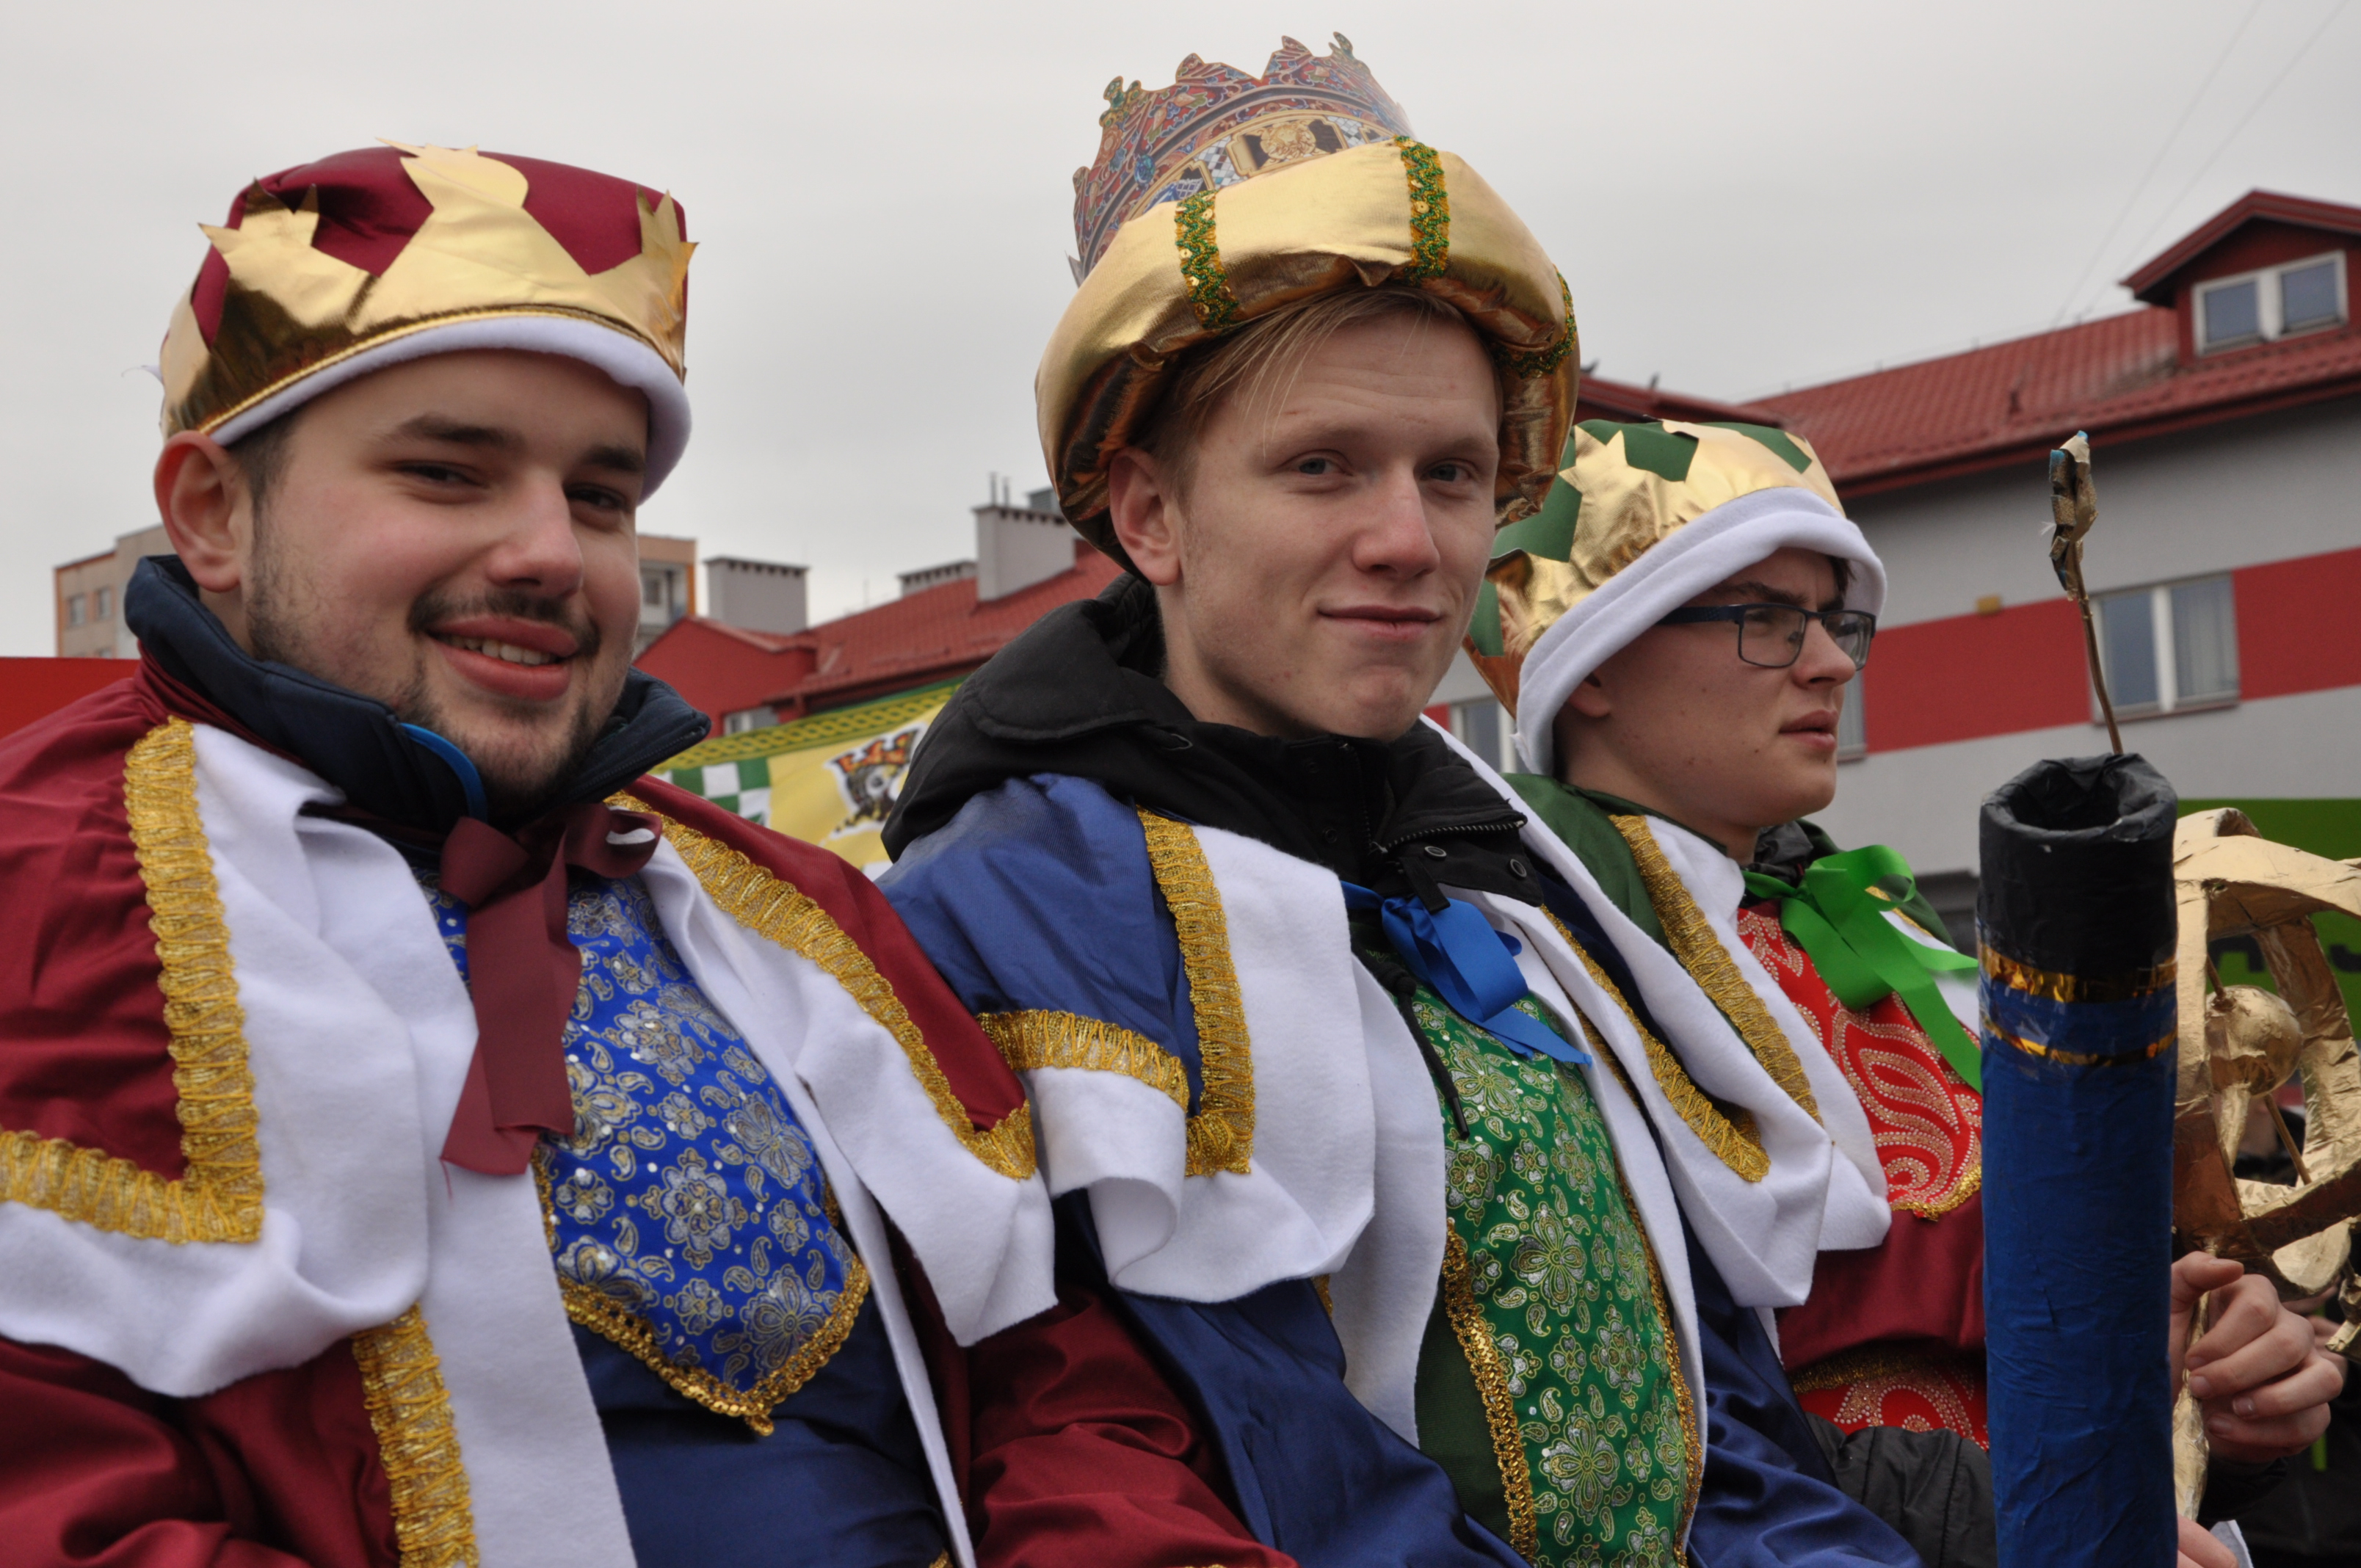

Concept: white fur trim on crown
[[208, 315, 692, 496], [1511, 487, 1887, 777]]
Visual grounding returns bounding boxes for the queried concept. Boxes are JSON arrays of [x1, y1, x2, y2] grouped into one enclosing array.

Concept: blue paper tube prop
[[1980, 755, 2179, 1567]]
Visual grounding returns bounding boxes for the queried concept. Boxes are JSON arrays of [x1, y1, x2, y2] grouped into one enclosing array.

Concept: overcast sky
[[4, 0, 2354, 651]]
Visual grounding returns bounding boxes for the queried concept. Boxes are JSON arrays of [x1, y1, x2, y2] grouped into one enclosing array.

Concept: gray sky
[[4, 0, 2354, 650]]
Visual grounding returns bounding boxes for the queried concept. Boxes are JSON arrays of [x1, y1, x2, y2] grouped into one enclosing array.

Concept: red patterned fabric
[[1794, 1346, 1990, 1450], [1736, 904, 1980, 1219], [1737, 900, 1991, 1446]]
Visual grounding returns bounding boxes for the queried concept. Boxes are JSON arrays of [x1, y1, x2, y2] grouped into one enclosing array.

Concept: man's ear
[[154, 432, 251, 595], [1106, 448, 1183, 587], [1564, 669, 1613, 720]]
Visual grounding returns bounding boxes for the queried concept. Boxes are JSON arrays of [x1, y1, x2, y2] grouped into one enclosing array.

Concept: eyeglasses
[[1655, 603, 1877, 671]]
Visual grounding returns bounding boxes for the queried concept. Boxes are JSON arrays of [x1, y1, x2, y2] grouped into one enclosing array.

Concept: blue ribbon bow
[[1343, 883, 1589, 1065]]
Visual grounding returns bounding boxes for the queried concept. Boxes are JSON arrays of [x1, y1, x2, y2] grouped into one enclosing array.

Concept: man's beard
[[246, 545, 614, 825]]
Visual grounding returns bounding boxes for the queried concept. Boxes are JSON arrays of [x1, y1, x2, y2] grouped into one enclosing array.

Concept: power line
[[2049, 0, 2265, 327], [2113, 0, 2353, 282]]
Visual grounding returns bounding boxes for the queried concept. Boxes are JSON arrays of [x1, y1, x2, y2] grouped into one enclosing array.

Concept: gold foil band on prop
[[1976, 944, 2176, 1067]]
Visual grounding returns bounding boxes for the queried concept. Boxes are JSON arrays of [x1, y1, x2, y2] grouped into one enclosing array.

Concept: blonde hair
[[1139, 284, 1481, 496]]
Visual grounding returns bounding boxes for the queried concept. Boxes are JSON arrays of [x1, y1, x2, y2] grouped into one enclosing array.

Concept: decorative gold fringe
[[352, 1307, 478, 1567], [625, 800, 1035, 1182], [1610, 816, 1821, 1123], [982, 1011, 1189, 1110], [1546, 914, 1770, 1183], [1441, 1230, 1539, 1561], [0, 718, 264, 1243], [1137, 812, 1256, 1177]]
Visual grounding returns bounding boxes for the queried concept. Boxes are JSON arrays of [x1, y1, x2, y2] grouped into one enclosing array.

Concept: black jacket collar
[[126, 556, 709, 836], [884, 574, 1537, 903]]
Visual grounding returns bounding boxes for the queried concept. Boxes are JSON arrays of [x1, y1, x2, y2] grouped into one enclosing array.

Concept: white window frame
[[2092, 574, 2240, 721], [720, 706, 773, 736], [1837, 672, 1868, 760], [1447, 696, 1517, 774], [2194, 250, 2348, 353]]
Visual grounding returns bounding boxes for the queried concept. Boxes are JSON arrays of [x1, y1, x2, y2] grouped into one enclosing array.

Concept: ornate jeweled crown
[[158, 142, 695, 479], [1070, 32, 1412, 275]]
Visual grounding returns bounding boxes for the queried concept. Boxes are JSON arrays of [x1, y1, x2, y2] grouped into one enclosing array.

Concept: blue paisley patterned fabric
[[421, 873, 864, 1432]]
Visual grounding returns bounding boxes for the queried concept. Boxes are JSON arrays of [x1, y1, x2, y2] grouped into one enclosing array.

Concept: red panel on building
[[2235, 546, 2361, 701], [1863, 599, 2089, 752]]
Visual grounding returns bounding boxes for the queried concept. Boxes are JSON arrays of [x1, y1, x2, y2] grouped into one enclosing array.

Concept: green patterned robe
[[1395, 967, 1700, 1566]]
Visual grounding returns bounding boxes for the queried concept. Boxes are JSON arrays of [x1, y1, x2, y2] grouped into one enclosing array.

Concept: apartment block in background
[[636, 534, 698, 652], [55, 524, 170, 657]]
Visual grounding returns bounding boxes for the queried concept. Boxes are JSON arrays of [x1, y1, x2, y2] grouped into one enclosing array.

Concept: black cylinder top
[[1977, 754, 2177, 977]]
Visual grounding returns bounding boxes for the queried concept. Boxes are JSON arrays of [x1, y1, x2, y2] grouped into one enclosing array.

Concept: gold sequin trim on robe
[[1544, 912, 1769, 1183], [982, 1011, 1191, 1110], [0, 717, 265, 1243], [1609, 816, 1821, 1122], [1137, 811, 1255, 1176], [625, 800, 1037, 1181], [1441, 1228, 1539, 1558], [352, 1306, 479, 1567]]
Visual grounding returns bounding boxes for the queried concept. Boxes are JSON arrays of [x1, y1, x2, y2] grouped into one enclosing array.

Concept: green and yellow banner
[[656, 680, 960, 871]]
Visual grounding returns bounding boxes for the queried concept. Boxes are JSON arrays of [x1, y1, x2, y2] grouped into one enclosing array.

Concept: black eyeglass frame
[[1655, 603, 1878, 671]]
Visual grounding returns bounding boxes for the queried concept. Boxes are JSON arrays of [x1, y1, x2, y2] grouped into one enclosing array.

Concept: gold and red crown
[[159, 142, 697, 486], [1071, 33, 1412, 275]]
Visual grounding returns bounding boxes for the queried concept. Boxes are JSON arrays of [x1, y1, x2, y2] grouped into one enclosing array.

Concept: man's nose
[[1353, 466, 1443, 576], [484, 474, 587, 594], [1796, 616, 1858, 683]]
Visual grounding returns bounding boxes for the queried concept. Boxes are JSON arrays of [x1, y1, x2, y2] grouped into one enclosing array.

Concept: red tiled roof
[[1761, 307, 2361, 496], [2124, 189, 2361, 304], [1575, 372, 1786, 428], [638, 540, 1123, 724], [1760, 189, 2361, 496]]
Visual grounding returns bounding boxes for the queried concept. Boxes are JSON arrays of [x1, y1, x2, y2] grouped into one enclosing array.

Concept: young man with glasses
[[1468, 419, 2344, 1567]]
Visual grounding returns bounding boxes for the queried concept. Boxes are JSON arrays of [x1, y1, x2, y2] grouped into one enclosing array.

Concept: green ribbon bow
[[1741, 845, 1983, 1092]]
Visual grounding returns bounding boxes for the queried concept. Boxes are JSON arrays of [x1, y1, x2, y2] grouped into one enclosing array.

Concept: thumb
[[2170, 1253, 2242, 1382]]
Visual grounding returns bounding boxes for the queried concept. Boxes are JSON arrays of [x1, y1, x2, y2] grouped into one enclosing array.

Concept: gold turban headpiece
[[1472, 418, 1885, 774], [1037, 35, 1578, 551], [158, 142, 696, 490]]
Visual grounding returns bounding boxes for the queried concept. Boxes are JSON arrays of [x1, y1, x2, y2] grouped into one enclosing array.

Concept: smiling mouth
[[432, 634, 565, 667]]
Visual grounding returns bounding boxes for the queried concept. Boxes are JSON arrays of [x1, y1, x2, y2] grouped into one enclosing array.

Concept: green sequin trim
[[1495, 269, 1578, 380], [1394, 137, 1451, 281], [1175, 189, 1241, 331]]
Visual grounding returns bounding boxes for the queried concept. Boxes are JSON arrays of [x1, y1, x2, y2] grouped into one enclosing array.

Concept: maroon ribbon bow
[[437, 800, 662, 1176]]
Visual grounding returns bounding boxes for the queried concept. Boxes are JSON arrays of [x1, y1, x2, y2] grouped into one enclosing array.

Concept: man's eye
[[399, 462, 471, 485], [570, 486, 628, 512], [1428, 462, 1470, 484], [1294, 457, 1333, 476]]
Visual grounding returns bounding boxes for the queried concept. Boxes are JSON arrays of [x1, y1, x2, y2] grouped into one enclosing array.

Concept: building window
[[2094, 575, 2239, 717], [720, 706, 773, 736], [1837, 672, 1867, 758], [93, 587, 112, 621], [2196, 251, 2348, 352], [1448, 697, 1517, 774], [65, 594, 85, 627]]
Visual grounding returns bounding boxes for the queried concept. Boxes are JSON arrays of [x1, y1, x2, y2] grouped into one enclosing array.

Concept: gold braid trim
[[1545, 912, 1769, 1183], [0, 718, 264, 1243], [1441, 1229, 1538, 1561], [982, 1011, 1189, 1110], [1609, 816, 1821, 1123], [352, 1307, 478, 1567], [1788, 1339, 1981, 1395], [625, 800, 1035, 1181], [532, 1158, 871, 1436], [1136, 812, 1255, 1177]]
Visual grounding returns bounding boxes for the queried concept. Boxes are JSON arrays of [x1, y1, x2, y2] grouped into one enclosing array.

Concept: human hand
[[2173, 1252, 2346, 1463], [2177, 1514, 2235, 1568]]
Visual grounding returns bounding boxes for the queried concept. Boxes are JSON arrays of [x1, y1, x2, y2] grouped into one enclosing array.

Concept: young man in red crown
[[0, 141, 1063, 1568]]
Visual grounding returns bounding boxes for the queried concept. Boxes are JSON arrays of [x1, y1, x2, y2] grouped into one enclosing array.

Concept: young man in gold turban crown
[[881, 36, 1945, 1568], [0, 141, 1060, 1567]]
